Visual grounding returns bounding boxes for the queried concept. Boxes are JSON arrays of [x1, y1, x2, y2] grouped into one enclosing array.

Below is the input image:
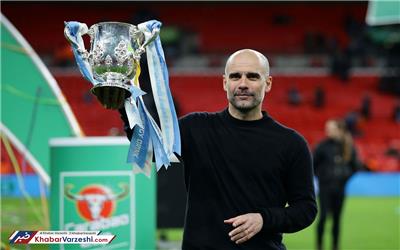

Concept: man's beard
[[228, 94, 262, 113]]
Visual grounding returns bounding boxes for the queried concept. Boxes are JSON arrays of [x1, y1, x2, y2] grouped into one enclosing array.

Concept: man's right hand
[[224, 213, 264, 244], [92, 86, 129, 110]]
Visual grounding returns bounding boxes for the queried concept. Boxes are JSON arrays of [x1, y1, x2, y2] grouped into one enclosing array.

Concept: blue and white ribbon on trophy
[[64, 20, 181, 176], [63, 21, 99, 85]]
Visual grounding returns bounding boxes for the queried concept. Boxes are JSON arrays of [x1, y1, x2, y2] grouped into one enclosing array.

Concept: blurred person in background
[[114, 49, 317, 249], [313, 119, 360, 250], [313, 85, 325, 109], [287, 84, 302, 106], [330, 48, 351, 82], [360, 94, 372, 120], [344, 110, 361, 136]]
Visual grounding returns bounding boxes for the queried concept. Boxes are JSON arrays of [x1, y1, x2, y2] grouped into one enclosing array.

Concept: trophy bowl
[[88, 22, 145, 103]]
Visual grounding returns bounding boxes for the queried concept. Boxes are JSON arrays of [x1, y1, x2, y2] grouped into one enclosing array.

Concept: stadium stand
[[2, 2, 367, 54]]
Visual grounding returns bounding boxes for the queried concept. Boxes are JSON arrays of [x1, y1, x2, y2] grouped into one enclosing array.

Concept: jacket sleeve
[[258, 132, 318, 233], [118, 108, 133, 141]]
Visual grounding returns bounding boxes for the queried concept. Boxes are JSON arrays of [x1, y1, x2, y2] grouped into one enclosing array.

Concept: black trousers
[[316, 186, 345, 250]]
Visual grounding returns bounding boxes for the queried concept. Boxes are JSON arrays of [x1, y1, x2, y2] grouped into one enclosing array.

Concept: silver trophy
[[64, 22, 159, 108]]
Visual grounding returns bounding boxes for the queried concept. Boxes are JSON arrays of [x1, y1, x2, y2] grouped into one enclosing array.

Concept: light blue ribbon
[[127, 102, 150, 169], [139, 98, 170, 170], [145, 21, 181, 157], [126, 96, 170, 171], [64, 22, 98, 85]]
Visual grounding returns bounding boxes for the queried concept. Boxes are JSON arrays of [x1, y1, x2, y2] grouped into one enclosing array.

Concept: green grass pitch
[[159, 197, 400, 250], [284, 197, 399, 250]]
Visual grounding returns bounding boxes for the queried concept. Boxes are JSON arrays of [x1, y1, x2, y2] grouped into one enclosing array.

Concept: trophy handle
[[64, 22, 90, 59], [134, 27, 160, 57]]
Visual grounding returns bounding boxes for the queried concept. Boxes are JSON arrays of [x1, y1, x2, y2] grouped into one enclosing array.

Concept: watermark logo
[[9, 231, 37, 244], [9, 231, 115, 245]]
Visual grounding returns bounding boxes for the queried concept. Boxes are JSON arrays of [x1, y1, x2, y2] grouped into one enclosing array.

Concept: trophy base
[[91, 84, 132, 110]]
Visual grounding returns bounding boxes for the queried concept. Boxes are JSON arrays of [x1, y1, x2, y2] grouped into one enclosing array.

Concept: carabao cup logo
[[65, 183, 129, 221]]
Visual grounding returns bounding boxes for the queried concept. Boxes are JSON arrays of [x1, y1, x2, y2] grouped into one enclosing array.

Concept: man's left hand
[[224, 213, 263, 244]]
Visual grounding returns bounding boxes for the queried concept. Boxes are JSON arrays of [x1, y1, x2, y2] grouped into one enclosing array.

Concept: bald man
[[120, 49, 317, 249]]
